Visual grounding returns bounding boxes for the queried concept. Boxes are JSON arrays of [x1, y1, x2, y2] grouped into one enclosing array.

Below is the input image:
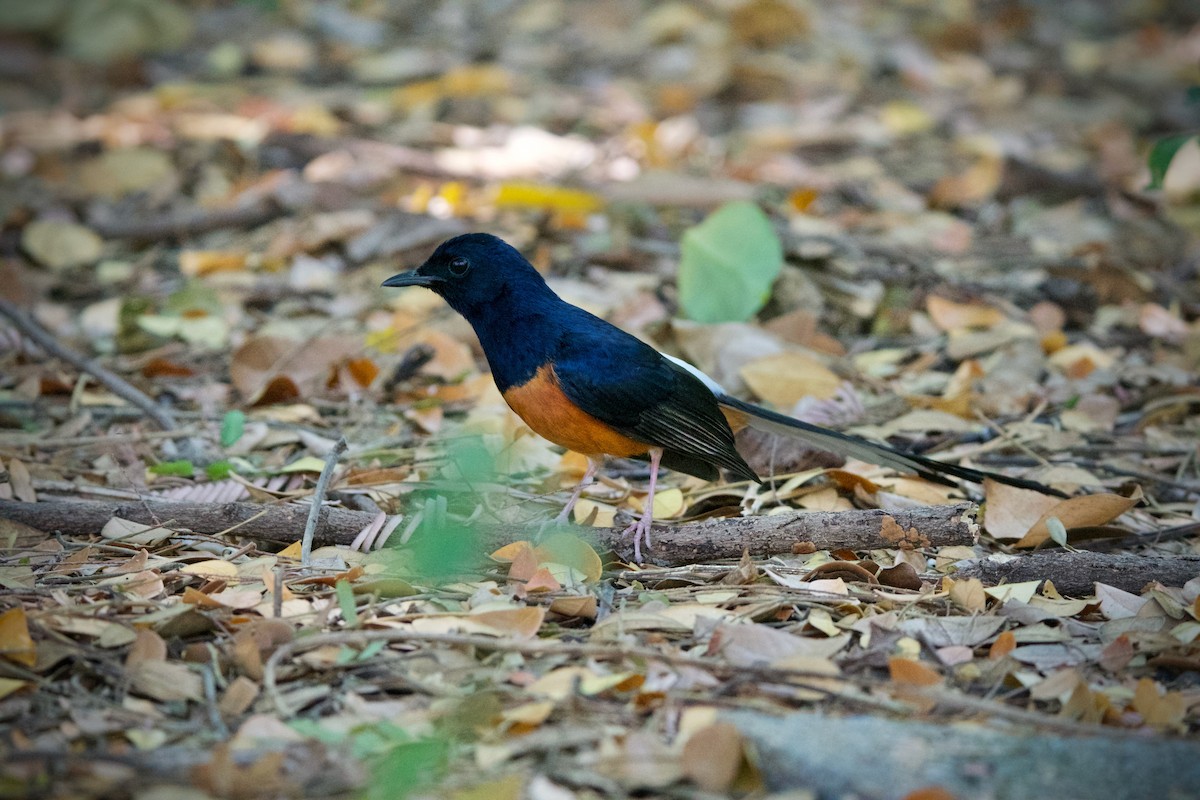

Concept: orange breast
[[502, 365, 650, 459]]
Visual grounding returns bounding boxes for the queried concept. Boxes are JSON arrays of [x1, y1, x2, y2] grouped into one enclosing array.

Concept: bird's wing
[[551, 331, 758, 483]]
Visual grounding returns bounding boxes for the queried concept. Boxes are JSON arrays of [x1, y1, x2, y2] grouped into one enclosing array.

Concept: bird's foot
[[621, 513, 654, 563]]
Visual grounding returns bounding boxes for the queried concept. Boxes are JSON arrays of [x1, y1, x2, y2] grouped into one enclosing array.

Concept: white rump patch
[[661, 353, 726, 395]]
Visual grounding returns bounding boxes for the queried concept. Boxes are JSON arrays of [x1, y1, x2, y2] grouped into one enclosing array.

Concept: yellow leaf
[[880, 101, 935, 135], [279, 456, 328, 473], [181, 559, 239, 579], [0, 678, 29, 700], [572, 498, 616, 527], [490, 541, 534, 562], [179, 250, 248, 277], [499, 700, 554, 728], [493, 182, 604, 213], [535, 533, 603, 582], [984, 580, 1041, 604], [0, 608, 36, 667], [278, 540, 304, 559]]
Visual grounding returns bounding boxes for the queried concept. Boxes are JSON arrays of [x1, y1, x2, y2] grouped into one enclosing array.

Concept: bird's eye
[[448, 257, 470, 276]]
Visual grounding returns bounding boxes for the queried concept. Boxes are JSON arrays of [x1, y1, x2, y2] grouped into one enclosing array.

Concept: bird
[[383, 233, 1059, 562]]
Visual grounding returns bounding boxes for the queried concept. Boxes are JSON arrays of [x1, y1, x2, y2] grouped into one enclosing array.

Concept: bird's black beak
[[382, 270, 439, 288]]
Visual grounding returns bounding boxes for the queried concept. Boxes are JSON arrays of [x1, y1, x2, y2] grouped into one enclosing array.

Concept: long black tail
[[717, 394, 1066, 497]]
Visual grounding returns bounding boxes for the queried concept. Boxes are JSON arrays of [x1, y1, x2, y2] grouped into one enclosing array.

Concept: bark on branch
[[955, 550, 1200, 595], [0, 499, 978, 564]]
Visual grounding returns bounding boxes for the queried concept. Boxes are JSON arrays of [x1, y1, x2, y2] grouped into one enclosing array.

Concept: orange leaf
[[988, 630, 1016, 659], [141, 357, 195, 378], [491, 541, 534, 562], [888, 657, 942, 687], [506, 543, 540, 583], [524, 567, 562, 593], [344, 357, 379, 388]]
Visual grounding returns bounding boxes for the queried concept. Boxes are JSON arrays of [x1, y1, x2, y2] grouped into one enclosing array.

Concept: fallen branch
[[955, 550, 1200, 595], [89, 199, 284, 242], [0, 299, 176, 431], [0, 499, 977, 563]]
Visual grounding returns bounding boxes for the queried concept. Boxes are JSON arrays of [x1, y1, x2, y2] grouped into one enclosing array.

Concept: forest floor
[[1, 2, 1200, 798]]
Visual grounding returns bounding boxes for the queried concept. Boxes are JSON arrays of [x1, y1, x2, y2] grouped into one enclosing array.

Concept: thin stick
[[261, 628, 893, 719], [89, 199, 283, 241], [301, 437, 347, 565], [0, 298, 176, 431]]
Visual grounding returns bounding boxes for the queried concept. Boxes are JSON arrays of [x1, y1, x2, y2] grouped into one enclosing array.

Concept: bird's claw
[[621, 515, 654, 563]]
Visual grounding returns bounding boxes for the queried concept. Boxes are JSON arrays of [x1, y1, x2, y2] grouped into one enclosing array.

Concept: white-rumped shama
[[384, 233, 1059, 561]]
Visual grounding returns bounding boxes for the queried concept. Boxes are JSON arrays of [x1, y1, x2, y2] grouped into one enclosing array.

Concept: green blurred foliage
[[0, 0, 192, 63]]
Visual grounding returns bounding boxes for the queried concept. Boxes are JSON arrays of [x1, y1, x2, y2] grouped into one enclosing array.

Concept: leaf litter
[[1, 1, 1199, 798]]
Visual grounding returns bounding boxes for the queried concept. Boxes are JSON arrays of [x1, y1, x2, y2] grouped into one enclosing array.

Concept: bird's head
[[382, 233, 549, 318]]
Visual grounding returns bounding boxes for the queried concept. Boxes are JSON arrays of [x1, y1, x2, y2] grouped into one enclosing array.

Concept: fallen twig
[[301, 437, 347, 565], [0, 299, 176, 431], [89, 199, 283, 242], [0, 498, 977, 563]]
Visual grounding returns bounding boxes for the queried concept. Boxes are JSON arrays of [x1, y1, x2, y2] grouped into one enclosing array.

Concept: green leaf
[[677, 201, 783, 323], [1147, 133, 1195, 190], [335, 579, 359, 628], [149, 459, 194, 477], [1045, 516, 1068, 548], [368, 738, 449, 800], [205, 460, 233, 480], [220, 410, 245, 447]]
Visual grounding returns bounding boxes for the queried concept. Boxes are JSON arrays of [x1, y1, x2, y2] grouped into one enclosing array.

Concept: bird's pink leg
[[556, 456, 601, 524], [622, 447, 662, 562]]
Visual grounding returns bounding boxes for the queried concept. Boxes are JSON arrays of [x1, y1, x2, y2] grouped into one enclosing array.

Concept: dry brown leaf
[[720, 548, 759, 585], [469, 607, 546, 639], [709, 621, 849, 665], [1014, 490, 1141, 548], [548, 595, 597, 620], [680, 722, 745, 793], [739, 350, 841, 406], [926, 295, 1005, 332], [129, 660, 204, 703], [1095, 583, 1149, 620], [523, 568, 562, 593], [6, 459, 35, 503], [982, 479, 1062, 540], [218, 676, 261, 717], [946, 576, 987, 613], [124, 628, 166, 668]]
